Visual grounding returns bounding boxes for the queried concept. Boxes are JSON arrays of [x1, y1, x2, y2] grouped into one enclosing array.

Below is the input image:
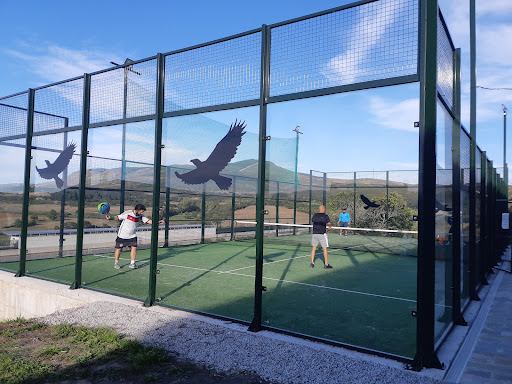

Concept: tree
[[326, 191, 416, 230], [47, 209, 58, 221]]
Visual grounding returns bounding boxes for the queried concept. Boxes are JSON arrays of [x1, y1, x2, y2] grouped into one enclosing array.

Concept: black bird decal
[[435, 200, 453, 213], [36, 142, 76, 189], [360, 194, 380, 209], [175, 120, 246, 190]]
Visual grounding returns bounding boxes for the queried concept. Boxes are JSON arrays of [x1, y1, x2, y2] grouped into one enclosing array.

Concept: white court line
[[88, 253, 419, 304], [222, 238, 409, 274], [226, 271, 417, 303]]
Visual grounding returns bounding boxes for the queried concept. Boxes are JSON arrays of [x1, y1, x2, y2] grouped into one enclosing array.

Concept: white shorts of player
[[311, 233, 329, 248]]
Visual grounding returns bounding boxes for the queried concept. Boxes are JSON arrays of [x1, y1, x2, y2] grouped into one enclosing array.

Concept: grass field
[[0, 237, 418, 358]]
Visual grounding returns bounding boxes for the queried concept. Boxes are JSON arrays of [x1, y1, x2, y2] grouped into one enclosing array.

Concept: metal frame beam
[[413, 0, 443, 371], [16, 89, 35, 278], [249, 24, 270, 332], [144, 53, 165, 307], [70, 74, 91, 289]]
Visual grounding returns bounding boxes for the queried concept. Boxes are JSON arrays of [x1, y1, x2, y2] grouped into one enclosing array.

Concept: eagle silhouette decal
[[36, 142, 76, 189], [175, 120, 246, 190], [360, 194, 381, 209]]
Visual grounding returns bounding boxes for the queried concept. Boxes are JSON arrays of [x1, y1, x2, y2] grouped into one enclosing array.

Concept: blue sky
[[0, 0, 510, 183]]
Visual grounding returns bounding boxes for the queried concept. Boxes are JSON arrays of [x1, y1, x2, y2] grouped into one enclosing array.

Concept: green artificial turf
[[1, 240, 418, 357]]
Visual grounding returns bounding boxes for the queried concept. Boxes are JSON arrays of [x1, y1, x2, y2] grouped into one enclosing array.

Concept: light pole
[[503, 104, 508, 186], [293, 126, 302, 233]]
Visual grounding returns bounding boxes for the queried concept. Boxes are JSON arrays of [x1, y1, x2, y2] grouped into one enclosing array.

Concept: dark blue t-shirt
[[311, 213, 331, 234]]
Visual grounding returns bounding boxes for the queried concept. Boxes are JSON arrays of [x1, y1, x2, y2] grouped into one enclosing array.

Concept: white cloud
[[476, 0, 512, 15], [369, 97, 419, 132], [5, 44, 121, 83]]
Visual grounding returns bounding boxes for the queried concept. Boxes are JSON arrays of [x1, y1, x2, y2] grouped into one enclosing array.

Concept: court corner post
[[249, 24, 270, 332], [16, 88, 35, 278], [70, 73, 91, 290], [145, 53, 165, 307], [412, 0, 443, 371]]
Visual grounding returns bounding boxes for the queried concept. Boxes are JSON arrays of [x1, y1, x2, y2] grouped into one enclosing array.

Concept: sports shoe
[[324, 264, 333, 269], [344, 233, 348, 236], [114, 263, 120, 270], [310, 263, 315, 268], [129, 263, 138, 269]]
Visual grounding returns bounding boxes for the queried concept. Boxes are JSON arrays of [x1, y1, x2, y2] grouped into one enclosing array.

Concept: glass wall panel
[[434, 100, 453, 343], [264, 83, 419, 357], [81, 121, 154, 300], [0, 93, 28, 272], [156, 107, 259, 322], [20, 81, 84, 282], [25, 131, 81, 283]]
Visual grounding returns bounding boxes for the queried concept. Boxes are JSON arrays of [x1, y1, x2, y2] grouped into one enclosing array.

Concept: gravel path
[[41, 301, 444, 384]]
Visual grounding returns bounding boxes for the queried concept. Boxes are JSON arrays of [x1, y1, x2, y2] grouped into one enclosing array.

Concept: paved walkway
[[443, 253, 512, 384]]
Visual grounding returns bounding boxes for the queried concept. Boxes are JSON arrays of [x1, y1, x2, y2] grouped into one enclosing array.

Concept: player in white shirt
[[106, 204, 164, 269]]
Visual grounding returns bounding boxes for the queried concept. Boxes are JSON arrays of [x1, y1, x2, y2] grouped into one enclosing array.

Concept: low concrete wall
[[0, 269, 136, 321]]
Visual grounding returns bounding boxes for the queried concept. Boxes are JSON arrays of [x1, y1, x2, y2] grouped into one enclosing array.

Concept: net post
[[412, 0, 443, 371], [230, 176, 236, 241], [276, 181, 280, 237], [451, 48, 466, 325], [249, 24, 270, 333], [70, 74, 91, 290], [144, 52, 165, 307], [58, 126, 69, 258], [163, 166, 170, 248], [201, 183, 206, 244], [16, 89, 34, 278]]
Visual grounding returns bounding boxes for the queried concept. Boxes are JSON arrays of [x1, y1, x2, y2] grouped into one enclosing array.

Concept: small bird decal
[[36, 142, 76, 189], [435, 200, 453, 213], [175, 120, 246, 190], [360, 194, 380, 209]]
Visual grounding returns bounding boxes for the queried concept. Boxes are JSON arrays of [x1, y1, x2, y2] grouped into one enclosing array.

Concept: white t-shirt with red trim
[[117, 210, 149, 239]]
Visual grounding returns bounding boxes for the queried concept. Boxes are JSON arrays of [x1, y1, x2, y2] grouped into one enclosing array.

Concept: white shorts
[[311, 234, 329, 248]]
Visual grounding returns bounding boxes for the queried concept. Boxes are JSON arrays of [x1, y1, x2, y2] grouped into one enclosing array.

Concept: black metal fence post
[[144, 53, 165, 307], [230, 176, 236, 241], [164, 166, 170, 248], [451, 48, 466, 325], [201, 183, 206, 244], [249, 24, 270, 332], [16, 89, 35, 278], [71, 74, 91, 289], [413, 0, 443, 370], [276, 181, 279, 237]]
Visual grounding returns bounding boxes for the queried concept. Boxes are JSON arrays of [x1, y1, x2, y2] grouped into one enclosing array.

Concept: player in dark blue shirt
[[310, 205, 333, 269]]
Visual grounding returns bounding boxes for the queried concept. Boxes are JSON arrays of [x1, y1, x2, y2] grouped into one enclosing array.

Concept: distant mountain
[[0, 159, 417, 195]]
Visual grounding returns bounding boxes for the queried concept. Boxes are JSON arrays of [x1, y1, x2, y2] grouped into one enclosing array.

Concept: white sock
[[130, 260, 135, 265]]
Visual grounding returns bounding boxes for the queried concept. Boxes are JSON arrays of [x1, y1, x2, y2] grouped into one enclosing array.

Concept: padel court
[[1, 0, 508, 371], [1, 231, 418, 357]]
